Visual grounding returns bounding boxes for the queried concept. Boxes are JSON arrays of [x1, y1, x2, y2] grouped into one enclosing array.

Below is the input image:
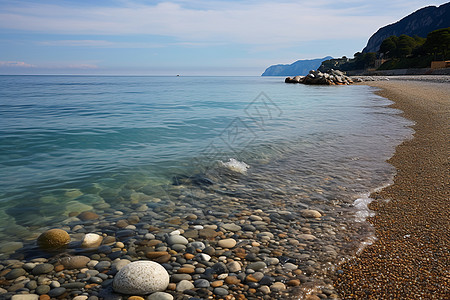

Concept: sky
[[0, 0, 448, 75]]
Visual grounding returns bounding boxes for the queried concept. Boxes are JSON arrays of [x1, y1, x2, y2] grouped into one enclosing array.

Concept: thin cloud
[[38, 40, 165, 48], [0, 0, 424, 46], [0, 61, 35, 68]]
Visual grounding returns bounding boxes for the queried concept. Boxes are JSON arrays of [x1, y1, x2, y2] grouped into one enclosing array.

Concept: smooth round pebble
[[218, 238, 236, 248], [113, 261, 169, 295], [37, 229, 70, 250], [147, 292, 174, 300]]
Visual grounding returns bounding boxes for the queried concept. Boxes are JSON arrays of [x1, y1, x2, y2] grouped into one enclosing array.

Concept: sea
[[0, 75, 413, 269]]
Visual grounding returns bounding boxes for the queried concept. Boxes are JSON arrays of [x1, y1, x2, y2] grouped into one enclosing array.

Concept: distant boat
[[176, 74, 180, 77]]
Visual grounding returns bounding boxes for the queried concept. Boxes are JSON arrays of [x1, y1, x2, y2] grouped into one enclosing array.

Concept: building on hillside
[[431, 61, 450, 69]]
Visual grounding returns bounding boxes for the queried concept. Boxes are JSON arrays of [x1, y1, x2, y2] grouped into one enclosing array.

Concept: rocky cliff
[[261, 56, 333, 76], [363, 2, 450, 53]]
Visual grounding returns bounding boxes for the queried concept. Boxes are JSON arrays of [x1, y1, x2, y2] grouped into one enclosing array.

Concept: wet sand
[[335, 79, 450, 299]]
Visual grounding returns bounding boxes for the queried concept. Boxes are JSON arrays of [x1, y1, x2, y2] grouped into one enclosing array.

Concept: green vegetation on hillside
[[319, 27, 450, 72], [378, 27, 450, 70]]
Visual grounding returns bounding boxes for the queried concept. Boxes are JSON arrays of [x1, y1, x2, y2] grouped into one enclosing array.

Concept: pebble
[[166, 235, 188, 246], [194, 279, 210, 288], [214, 287, 229, 296], [248, 261, 266, 271], [217, 238, 237, 248], [37, 229, 70, 250], [11, 296, 39, 300], [226, 261, 241, 272], [32, 263, 54, 275], [113, 261, 169, 295], [147, 292, 174, 300], [78, 211, 99, 221], [81, 233, 103, 248], [271, 282, 286, 291], [301, 209, 322, 218], [175, 280, 194, 292], [48, 287, 67, 297], [5, 268, 26, 280], [0, 173, 351, 300], [222, 224, 241, 232]]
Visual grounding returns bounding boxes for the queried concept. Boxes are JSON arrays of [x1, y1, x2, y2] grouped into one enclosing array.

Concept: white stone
[[113, 261, 169, 295], [166, 235, 188, 245], [147, 292, 174, 300], [197, 253, 211, 262], [169, 230, 181, 236], [81, 233, 103, 248]]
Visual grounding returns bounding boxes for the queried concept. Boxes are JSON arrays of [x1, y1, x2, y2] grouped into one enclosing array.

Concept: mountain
[[363, 2, 450, 53], [261, 56, 333, 76]]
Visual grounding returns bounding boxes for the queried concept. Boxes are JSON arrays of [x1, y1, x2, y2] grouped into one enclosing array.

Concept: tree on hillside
[[423, 27, 450, 59], [397, 35, 418, 57], [379, 36, 398, 58]]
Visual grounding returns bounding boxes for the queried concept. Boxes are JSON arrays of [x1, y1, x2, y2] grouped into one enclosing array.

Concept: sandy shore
[[335, 79, 450, 299]]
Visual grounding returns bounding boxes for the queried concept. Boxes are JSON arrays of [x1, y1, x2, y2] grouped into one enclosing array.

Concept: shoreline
[[335, 78, 450, 298]]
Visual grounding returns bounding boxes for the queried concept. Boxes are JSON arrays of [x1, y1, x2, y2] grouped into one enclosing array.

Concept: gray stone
[[171, 274, 192, 282], [5, 268, 26, 280], [214, 287, 229, 296], [61, 282, 85, 289], [227, 261, 241, 272], [248, 262, 266, 271], [166, 235, 188, 245], [112, 261, 169, 295], [94, 260, 111, 271], [283, 262, 298, 271], [189, 241, 205, 250], [221, 223, 241, 232], [32, 263, 54, 275], [25, 280, 38, 290], [175, 280, 194, 292], [147, 292, 174, 300], [111, 259, 131, 272], [194, 279, 210, 288], [60, 256, 90, 269], [48, 287, 67, 297], [90, 277, 103, 284]]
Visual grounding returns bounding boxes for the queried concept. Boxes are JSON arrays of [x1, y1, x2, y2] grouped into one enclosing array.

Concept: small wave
[[220, 158, 250, 174], [353, 195, 375, 222]]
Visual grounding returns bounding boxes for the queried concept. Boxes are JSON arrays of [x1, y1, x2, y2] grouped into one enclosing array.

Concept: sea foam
[[220, 158, 250, 174], [353, 194, 375, 222]]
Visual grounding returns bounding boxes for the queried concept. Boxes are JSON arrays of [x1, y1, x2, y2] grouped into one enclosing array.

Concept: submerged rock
[[37, 229, 70, 250]]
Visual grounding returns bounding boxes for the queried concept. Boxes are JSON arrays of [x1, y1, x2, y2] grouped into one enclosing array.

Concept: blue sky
[[0, 0, 448, 75]]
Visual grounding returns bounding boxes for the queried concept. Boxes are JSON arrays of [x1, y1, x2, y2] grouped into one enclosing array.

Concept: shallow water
[[0, 75, 413, 264]]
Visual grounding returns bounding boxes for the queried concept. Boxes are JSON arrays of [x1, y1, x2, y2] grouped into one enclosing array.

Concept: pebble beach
[[0, 75, 447, 300], [335, 77, 450, 299]]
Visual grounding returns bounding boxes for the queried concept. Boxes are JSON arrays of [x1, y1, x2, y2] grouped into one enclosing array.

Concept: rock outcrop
[[362, 2, 450, 53], [285, 69, 353, 85]]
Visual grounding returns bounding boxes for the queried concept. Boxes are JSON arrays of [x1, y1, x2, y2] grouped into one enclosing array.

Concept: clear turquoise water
[[0, 75, 413, 248]]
